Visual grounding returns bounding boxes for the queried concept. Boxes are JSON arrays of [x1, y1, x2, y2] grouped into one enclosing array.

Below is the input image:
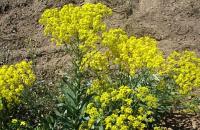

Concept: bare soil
[[0, 0, 199, 129]]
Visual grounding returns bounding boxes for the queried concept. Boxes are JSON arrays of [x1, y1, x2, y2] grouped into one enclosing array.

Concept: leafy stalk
[[40, 36, 92, 130]]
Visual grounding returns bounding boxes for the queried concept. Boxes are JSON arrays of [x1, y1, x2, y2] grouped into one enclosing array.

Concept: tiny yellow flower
[[20, 121, 27, 126], [11, 119, 18, 124]]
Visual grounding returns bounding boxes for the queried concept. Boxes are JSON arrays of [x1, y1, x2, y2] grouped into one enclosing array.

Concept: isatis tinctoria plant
[[0, 61, 36, 129], [39, 3, 200, 130], [39, 3, 112, 130], [0, 61, 35, 109]]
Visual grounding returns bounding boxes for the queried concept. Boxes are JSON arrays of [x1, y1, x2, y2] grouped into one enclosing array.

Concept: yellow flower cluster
[[161, 51, 200, 94], [136, 87, 158, 108], [39, 3, 112, 46], [11, 118, 27, 126], [84, 103, 103, 128], [80, 51, 108, 71], [86, 77, 115, 97], [118, 36, 164, 75], [39, 3, 164, 76], [81, 28, 164, 75], [0, 61, 35, 108], [84, 85, 158, 130]]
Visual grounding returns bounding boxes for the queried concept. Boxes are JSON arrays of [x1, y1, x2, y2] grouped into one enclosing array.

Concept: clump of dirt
[[0, 0, 200, 128], [160, 113, 200, 130]]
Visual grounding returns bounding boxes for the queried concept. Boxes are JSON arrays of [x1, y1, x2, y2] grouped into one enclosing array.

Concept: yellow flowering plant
[[160, 51, 200, 94], [81, 85, 158, 130], [39, 3, 200, 129], [0, 60, 36, 129], [39, 3, 112, 130], [0, 61, 35, 109]]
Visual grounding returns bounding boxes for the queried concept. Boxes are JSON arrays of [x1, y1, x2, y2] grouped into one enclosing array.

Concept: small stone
[[191, 118, 197, 129]]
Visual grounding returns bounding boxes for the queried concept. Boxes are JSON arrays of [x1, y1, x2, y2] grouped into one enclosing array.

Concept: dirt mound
[[100, 0, 200, 56]]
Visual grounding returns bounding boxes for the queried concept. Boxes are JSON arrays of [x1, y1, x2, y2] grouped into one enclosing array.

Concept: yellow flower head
[[0, 61, 35, 108], [11, 119, 18, 124], [161, 51, 200, 94], [20, 121, 27, 126], [39, 3, 112, 46]]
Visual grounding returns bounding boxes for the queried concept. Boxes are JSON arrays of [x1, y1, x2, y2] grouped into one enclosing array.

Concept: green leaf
[[54, 109, 62, 117]]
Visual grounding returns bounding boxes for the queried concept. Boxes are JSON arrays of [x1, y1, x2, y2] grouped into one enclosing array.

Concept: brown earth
[[0, 0, 200, 129]]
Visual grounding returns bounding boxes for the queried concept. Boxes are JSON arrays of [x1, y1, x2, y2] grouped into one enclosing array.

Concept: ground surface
[[0, 0, 200, 129]]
